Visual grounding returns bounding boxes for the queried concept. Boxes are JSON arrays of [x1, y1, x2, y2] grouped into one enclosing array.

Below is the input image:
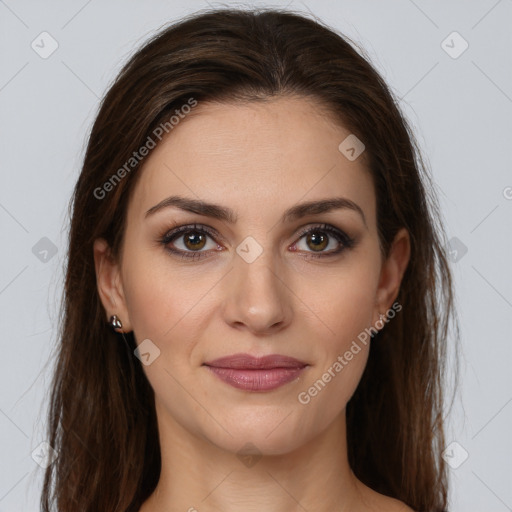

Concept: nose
[[222, 251, 293, 335]]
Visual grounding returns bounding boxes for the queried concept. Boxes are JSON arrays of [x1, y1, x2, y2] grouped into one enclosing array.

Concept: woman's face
[[95, 95, 409, 455]]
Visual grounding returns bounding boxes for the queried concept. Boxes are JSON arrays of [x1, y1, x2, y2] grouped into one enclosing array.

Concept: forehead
[[128, 95, 376, 227]]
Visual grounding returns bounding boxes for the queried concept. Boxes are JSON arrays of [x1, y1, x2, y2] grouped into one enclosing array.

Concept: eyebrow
[[145, 195, 367, 227]]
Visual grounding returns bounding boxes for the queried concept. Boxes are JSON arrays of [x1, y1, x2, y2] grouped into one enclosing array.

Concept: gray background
[[1, 0, 511, 510]]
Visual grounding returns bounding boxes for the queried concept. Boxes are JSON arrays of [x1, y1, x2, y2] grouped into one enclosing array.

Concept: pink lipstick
[[203, 353, 308, 392]]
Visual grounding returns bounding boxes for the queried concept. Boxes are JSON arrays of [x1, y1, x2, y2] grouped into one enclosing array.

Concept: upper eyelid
[[162, 223, 222, 242]]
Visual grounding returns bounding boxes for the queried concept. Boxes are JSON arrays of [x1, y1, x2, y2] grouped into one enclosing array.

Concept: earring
[[109, 315, 123, 331]]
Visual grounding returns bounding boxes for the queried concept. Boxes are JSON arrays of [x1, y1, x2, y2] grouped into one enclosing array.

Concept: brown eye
[[183, 231, 207, 251], [293, 223, 354, 258], [305, 231, 328, 252], [161, 224, 219, 259]]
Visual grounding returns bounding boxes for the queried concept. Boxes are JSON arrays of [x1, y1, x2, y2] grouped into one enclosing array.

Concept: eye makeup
[[157, 222, 356, 261]]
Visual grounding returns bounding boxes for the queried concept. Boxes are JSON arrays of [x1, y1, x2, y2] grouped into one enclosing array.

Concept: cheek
[[296, 258, 381, 349], [120, 256, 213, 428], [121, 248, 208, 342], [293, 251, 380, 408], [294, 270, 376, 431]]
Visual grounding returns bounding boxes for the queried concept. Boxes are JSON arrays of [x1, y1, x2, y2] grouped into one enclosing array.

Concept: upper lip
[[203, 353, 307, 370]]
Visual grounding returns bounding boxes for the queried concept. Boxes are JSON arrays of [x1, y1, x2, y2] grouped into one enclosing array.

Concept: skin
[[94, 95, 412, 512]]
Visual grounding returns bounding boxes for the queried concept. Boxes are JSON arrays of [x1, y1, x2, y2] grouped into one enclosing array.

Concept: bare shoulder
[[355, 480, 415, 512], [367, 493, 415, 511], [382, 496, 415, 512], [369, 493, 414, 512]]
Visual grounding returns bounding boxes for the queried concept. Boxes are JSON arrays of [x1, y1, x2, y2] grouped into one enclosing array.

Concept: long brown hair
[[41, 7, 457, 511]]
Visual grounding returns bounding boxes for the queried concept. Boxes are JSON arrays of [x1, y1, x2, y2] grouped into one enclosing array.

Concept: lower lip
[[204, 366, 307, 391]]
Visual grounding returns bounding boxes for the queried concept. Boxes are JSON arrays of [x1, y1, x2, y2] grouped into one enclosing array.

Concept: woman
[[41, 7, 457, 512]]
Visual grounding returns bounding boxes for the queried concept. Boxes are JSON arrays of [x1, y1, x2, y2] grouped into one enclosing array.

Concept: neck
[[141, 401, 363, 512]]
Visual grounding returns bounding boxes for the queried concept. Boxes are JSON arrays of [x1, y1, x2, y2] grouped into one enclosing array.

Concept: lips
[[204, 353, 307, 370], [203, 353, 308, 392]]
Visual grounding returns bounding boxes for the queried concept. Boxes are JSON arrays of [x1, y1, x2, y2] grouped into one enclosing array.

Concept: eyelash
[[159, 223, 355, 261]]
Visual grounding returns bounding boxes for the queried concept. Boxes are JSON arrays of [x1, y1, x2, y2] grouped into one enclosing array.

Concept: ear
[[373, 227, 410, 325], [93, 238, 132, 332]]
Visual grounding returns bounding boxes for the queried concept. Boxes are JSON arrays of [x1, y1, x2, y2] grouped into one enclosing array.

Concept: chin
[[204, 412, 315, 458], [212, 431, 304, 459]]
